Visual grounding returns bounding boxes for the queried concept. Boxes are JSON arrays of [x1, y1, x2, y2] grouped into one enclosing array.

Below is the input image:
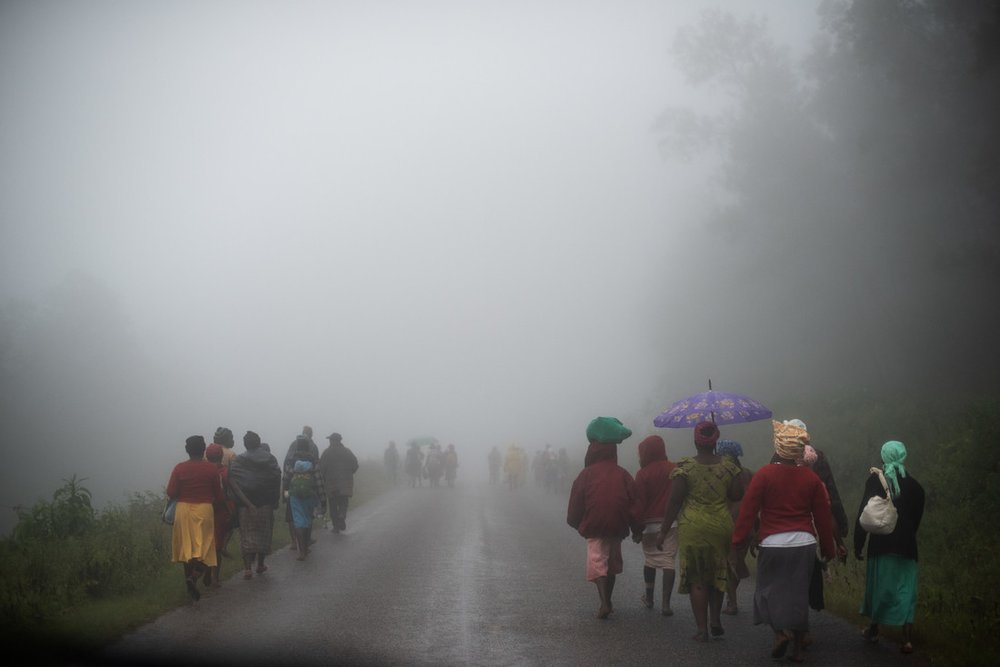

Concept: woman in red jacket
[[630, 434, 677, 616], [166, 435, 226, 601], [732, 420, 836, 663], [567, 417, 636, 619]]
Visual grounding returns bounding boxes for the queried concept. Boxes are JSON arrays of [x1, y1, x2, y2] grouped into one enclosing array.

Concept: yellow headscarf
[[773, 420, 809, 460]]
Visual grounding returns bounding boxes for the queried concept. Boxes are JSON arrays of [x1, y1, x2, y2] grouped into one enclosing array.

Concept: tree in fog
[[657, 1, 1000, 395]]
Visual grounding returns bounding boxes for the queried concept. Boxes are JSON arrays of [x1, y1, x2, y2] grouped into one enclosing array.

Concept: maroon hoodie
[[629, 435, 676, 532], [566, 441, 636, 539]]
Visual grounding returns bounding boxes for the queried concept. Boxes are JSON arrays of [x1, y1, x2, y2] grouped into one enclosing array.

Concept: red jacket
[[630, 436, 676, 531], [567, 442, 636, 539], [732, 462, 836, 560], [167, 459, 225, 505]]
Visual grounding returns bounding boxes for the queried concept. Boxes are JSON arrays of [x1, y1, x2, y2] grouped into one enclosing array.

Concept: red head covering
[[205, 443, 224, 463], [694, 421, 720, 447]]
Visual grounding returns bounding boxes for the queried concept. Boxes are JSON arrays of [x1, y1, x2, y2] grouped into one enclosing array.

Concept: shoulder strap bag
[[858, 467, 898, 535]]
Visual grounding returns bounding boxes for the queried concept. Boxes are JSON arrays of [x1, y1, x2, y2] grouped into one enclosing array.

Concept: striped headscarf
[[773, 420, 809, 460], [880, 440, 908, 496]]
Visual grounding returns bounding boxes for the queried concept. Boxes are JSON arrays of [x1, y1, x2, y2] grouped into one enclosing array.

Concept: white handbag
[[859, 467, 898, 535]]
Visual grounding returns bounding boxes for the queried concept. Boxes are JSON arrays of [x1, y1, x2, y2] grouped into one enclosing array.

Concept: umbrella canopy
[[653, 390, 772, 428]]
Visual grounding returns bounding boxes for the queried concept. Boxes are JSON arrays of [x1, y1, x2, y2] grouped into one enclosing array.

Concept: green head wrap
[[586, 417, 632, 444], [880, 440, 908, 496]]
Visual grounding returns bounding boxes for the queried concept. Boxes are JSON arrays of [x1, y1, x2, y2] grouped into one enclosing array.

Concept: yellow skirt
[[171, 501, 217, 566]]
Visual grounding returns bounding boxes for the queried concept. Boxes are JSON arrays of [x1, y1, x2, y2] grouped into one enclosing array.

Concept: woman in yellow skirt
[[166, 435, 225, 600]]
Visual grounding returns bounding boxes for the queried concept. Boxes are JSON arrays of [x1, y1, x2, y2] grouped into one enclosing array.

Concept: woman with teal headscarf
[[853, 440, 926, 655]]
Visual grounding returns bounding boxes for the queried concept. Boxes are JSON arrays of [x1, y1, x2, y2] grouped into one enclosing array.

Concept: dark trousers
[[328, 494, 350, 529]]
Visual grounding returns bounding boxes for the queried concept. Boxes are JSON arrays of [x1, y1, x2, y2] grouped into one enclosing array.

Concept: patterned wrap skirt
[[171, 501, 217, 566], [238, 505, 275, 556]]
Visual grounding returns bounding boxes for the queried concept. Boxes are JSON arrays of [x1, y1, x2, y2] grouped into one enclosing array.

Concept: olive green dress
[[672, 457, 741, 593]]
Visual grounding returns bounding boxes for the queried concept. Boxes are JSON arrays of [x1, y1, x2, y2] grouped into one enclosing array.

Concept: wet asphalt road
[[98, 480, 930, 667]]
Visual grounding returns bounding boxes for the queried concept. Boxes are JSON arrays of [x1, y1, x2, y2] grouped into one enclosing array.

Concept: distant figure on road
[[630, 434, 678, 616], [732, 420, 835, 662], [557, 447, 572, 493], [657, 420, 745, 642], [425, 443, 444, 487], [319, 432, 359, 533], [854, 440, 924, 656], [166, 435, 225, 601], [488, 446, 502, 484], [541, 444, 558, 493], [405, 442, 424, 487], [567, 416, 636, 620], [444, 443, 459, 488], [229, 431, 282, 579], [384, 441, 400, 485], [504, 444, 527, 490]]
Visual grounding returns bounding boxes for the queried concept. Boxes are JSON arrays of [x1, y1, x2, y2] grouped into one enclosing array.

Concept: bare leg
[[709, 586, 724, 636], [595, 576, 612, 619], [642, 566, 655, 608], [689, 583, 709, 640], [661, 568, 675, 615]]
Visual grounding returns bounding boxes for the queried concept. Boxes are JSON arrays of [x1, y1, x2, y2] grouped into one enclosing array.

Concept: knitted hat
[[586, 417, 632, 444]]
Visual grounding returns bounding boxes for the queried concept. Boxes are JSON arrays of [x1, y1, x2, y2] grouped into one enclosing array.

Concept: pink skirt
[[586, 537, 623, 581]]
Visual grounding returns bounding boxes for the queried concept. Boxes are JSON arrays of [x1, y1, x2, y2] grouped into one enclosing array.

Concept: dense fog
[[2, 0, 997, 536]]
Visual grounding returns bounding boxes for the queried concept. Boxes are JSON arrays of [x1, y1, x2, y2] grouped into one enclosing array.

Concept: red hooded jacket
[[566, 442, 636, 539], [630, 435, 676, 532]]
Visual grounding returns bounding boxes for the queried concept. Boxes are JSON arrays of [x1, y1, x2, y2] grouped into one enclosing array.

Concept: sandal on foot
[[243, 570, 253, 580], [711, 625, 724, 637], [640, 595, 653, 609], [661, 607, 674, 617], [900, 642, 913, 654], [256, 564, 268, 574], [722, 606, 738, 615], [692, 632, 709, 643], [862, 627, 879, 643]]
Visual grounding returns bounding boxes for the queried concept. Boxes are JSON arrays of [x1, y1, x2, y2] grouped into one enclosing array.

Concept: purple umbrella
[[653, 387, 772, 428]]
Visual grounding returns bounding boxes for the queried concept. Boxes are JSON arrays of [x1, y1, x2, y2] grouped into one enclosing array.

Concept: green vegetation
[[0, 460, 391, 658], [797, 392, 1000, 667]]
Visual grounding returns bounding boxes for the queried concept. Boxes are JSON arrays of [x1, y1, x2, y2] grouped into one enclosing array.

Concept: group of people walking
[[398, 441, 460, 488], [165, 425, 358, 600], [567, 415, 925, 661]]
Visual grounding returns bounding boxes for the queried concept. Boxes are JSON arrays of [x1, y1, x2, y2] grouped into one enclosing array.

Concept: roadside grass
[[2, 460, 391, 658]]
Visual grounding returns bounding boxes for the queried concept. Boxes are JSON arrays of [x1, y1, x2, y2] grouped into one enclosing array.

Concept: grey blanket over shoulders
[[230, 449, 282, 507]]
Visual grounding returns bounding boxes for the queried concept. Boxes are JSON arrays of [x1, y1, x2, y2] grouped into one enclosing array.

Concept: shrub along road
[[99, 481, 929, 667]]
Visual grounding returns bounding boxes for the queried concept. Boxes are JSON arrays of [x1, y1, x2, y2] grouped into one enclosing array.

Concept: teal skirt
[[860, 554, 918, 625]]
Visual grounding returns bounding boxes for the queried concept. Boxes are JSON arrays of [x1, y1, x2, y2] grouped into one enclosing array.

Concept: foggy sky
[[0, 1, 820, 524]]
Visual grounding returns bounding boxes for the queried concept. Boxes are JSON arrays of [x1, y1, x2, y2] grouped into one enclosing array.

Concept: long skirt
[[860, 554, 918, 625], [754, 544, 815, 632], [238, 505, 274, 556], [172, 501, 217, 566], [290, 495, 317, 529]]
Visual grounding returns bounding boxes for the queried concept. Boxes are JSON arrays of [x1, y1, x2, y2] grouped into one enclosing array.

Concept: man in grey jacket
[[319, 433, 359, 533]]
